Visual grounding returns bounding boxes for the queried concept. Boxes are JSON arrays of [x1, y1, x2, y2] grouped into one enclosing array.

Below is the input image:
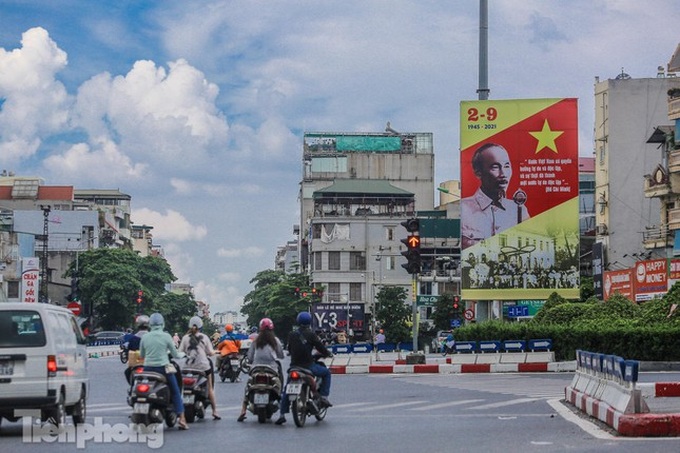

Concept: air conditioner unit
[[596, 223, 608, 235]]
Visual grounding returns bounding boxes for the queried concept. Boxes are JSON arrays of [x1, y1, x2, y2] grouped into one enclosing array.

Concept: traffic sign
[[450, 318, 461, 328], [507, 305, 529, 317], [416, 295, 439, 306], [67, 301, 81, 316], [463, 308, 474, 320], [478, 341, 501, 352]]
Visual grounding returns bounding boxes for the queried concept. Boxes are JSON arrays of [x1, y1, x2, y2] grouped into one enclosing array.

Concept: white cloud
[[217, 246, 265, 259], [132, 208, 207, 242], [0, 27, 70, 162]]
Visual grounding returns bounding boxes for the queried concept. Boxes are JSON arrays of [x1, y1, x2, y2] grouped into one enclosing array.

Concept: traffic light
[[69, 272, 79, 302], [295, 287, 301, 297], [401, 218, 421, 274], [452, 295, 461, 319], [136, 290, 143, 305]]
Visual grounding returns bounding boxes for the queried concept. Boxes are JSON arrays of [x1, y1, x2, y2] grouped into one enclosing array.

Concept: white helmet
[[135, 315, 150, 328], [189, 316, 203, 329], [149, 313, 165, 328]]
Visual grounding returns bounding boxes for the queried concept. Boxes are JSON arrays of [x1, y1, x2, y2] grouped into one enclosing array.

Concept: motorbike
[[240, 354, 251, 374], [128, 360, 183, 428], [246, 363, 282, 423], [285, 356, 330, 428], [180, 366, 211, 423], [119, 342, 129, 364], [218, 353, 241, 383]]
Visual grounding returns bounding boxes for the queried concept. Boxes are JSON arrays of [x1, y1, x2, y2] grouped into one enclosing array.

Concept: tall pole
[[477, 0, 490, 100], [39, 205, 51, 303], [411, 274, 418, 352]]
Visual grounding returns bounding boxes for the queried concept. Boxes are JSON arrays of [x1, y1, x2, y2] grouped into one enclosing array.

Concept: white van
[[0, 302, 89, 428]]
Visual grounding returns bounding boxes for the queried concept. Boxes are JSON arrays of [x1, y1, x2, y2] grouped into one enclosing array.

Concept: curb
[[329, 362, 565, 374], [566, 386, 680, 437], [639, 382, 680, 398]]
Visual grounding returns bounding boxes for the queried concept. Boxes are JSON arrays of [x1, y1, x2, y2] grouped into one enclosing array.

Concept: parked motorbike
[[128, 361, 182, 427], [218, 353, 241, 383], [285, 357, 330, 427], [246, 363, 282, 423], [181, 367, 211, 423]]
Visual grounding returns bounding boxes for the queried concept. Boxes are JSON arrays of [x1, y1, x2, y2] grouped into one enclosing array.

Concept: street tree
[[241, 269, 310, 338], [375, 286, 411, 344], [153, 291, 198, 336], [67, 248, 176, 330]]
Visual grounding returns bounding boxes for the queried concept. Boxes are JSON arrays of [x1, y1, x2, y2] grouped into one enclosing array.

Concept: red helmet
[[225, 324, 234, 332], [259, 318, 274, 331]]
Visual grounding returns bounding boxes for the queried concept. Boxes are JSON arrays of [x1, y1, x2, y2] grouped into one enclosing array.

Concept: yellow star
[[530, 119, 563, 154]]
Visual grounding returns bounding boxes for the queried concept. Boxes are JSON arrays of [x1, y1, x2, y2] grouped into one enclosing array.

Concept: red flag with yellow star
[[459, 98, 579, 300]]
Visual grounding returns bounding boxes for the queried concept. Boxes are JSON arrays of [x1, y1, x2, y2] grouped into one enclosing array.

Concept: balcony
[[642, 226, 672, 249], [670, 150, 680, 174], [669, 95, 680, 121], [644, 174, 670, 198], [669, 208, 680, 231]]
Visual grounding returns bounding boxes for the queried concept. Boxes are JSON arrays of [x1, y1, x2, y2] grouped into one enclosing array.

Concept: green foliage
[[431, 293, 455, 330], [241, 270, 310, 339], [153, 292, 198, 336], [68, 248, 177, 330], [464, 285, 680, 361], [580, 276, 594, 301], [375, 286, 411, 344]]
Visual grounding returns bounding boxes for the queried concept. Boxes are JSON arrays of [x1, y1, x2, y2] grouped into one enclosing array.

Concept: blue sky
[[0, 1, 678, 316]]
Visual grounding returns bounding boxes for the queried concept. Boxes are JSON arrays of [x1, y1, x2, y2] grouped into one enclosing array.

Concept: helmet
[[135, 315, 150, 328], [250, 326, 258, 333], [149, 313, 165, 328], [189, 316, 203, 329], [225, 324, 234, 332], [296, 311, 312, 326], [259, 318, 274, 331]]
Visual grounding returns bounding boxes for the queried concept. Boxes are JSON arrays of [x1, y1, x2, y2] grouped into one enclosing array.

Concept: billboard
[[21, 257, 40, 303], [603, 269, 634, 301], [634, 259, 667, 302], [460, 98, 579, 300]]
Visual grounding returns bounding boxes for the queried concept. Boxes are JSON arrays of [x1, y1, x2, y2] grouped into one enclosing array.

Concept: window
[[0, 311, 46, 347], [314, 252, 322, 270], [386, 227, 394, 241], [327, 283, 340, 300], [328, 252, 341, 271], [7, 281, 19, 299], [350, 283, 362, 301], [349, 252, 365, 271]]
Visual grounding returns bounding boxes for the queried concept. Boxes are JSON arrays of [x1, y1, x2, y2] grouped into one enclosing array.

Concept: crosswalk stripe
[[410, 399, 485, 410], [349, 401, 428, 412], [468, 397, 541, 410]]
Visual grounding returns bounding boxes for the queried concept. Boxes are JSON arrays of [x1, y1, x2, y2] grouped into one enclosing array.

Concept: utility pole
[[477, 0, 490, 100], [39, 205, 50, 303]]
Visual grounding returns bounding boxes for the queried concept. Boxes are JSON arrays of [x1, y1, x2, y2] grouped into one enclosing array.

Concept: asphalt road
[[1, 355, 679, 452]]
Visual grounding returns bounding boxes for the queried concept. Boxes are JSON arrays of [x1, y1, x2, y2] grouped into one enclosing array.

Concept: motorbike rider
[[275, 311, 333, 425], [178, 316, 221, 420], [216, 324, 241, 371], [237, 317, 284, 422], [124, 314, 150, 384], [139, 312, 188, 430]]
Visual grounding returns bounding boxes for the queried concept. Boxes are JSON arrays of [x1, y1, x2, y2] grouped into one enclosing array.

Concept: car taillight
[[183, 377, 196, 386], [254, 374, 270, 385], [290, 370, 300, 380], [47, 355, 57, 377], [136, 383, 150, 393]]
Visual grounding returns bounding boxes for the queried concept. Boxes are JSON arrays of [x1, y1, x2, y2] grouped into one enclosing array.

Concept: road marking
[[332, 402, 372, 409], [546, 398, 615, 440], [349, 401, 428, 412], [468, 397, 541, 410], [410, 399, 485, 410]]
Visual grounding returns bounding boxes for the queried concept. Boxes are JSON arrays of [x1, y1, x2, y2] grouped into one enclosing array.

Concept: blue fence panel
[[397, 342, 413, 351], [376, 343, 397, 352], [503, 340, 526, 352], [624, 360, 639, 383], [454, 341, 477, 353], [331, 344, 353, 354], [528, 339, 552, 351], [478, 341, 501, 353], [352, 343, 373, 353]]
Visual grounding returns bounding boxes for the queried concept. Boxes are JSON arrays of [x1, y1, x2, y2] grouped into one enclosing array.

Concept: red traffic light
[[401, 218, 420, 233], [453, 295, 460, 310]]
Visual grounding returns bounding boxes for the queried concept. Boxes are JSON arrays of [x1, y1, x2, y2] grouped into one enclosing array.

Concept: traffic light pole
[[411, 273, 418, 352]]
